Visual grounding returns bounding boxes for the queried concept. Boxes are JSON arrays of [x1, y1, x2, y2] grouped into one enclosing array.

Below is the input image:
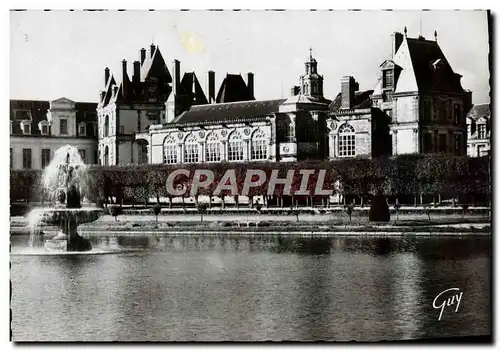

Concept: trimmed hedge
[[10, 154, 491, 206]]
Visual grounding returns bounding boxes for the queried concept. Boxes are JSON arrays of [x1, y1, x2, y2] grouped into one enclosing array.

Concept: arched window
[[104, 115, 109, 137], [228, 131, 244, 161], [163, 135, 178, 164], [251, 129, 268, 160], [338, 123, 355, 157], [104, 146, 109, 166], [184, 134, 199, 163], [205, 133, 221, 162]]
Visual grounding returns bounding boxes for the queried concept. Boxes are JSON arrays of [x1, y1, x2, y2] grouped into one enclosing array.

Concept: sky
[[9, 10, 490, 104]]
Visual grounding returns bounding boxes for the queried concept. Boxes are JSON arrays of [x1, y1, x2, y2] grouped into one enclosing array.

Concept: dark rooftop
[[329, 90, 374, 113], [10, 99, 98, 137], [406, 37, 465, 93], [173, 99, 286, 124], [216, 74, 254, 103], [467, 103, 490, 120]]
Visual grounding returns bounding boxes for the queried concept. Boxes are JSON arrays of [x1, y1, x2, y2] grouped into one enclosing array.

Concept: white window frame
[[251, 130, 268, 161], [184, 135, 199, 164], [205, 134, 222, 162], [163, 135, 178, 164], [228, 131, 244, 162], [338, 123, 356, 157], [22, 122, 31, 135]]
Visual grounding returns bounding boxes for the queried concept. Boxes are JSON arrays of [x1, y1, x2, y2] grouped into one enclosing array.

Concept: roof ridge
[[190, 98, 286, 109]]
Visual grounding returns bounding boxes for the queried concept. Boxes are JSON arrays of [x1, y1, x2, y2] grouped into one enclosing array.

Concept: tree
[[109, 205, 121, 222], [461, 204, 470, 220], [344, 203, 354, 224], [423, 204, 431, 221], [153, 204, 162, 225], [197, 202, 208, 222], [254, 199, 262, 214], [393, 200, 401, 221]]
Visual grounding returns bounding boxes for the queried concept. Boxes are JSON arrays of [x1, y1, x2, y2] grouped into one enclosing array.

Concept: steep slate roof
[[467, 103, 491, 120], [140, 46, 172, 83], [179, 72, 208, 105], [329, 90, 374, 113], [216, 74, 254, 103], [173, 99, 286, 124], [405, 37, 465, 93], [101, 45, 172, 106], [10, 99, 98, 137]]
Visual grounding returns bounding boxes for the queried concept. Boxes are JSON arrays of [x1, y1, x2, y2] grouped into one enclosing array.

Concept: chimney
[[341, 76, 356, 110], [122, 59, 128, 80], [392, 32, 404, 58], [133, 61, 140, 87], [247, 72, 254, 99], [104, 67, 110, 85], [290, 86, 300, 96], [172, 59, 180, 94], [150, 44, 156, 58], [122, 59, 128, 100], [208, 70, 215, 103], [140, 48, 146, 64]]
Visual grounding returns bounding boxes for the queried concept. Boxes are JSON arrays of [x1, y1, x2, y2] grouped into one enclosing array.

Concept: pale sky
[[10, 10, 490, 104]]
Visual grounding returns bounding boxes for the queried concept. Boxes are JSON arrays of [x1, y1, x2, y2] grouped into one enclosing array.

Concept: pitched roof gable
[[179, 72, 209, 105], [140, 46, 172, 83]]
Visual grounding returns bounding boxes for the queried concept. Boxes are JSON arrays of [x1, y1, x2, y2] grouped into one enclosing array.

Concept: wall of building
[[150, 122, 273, 165], [10, 136, 97, 170], [394, 96, 418, 123], [328, 113, 372, 159]]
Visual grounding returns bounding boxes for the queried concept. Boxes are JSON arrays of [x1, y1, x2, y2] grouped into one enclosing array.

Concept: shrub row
[[10, 154, 491, 205]]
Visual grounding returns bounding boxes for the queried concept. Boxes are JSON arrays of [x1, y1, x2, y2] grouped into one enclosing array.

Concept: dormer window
[[20, 120, 31, 135], [14, 109, 32, 121], [383, 69, 394, 89], [431, 59, 444, 71], [39, 121, 50, 135], [78, 122, 87, 136]]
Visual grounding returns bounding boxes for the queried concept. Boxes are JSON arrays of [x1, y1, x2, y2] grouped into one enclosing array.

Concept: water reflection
[[10, 234, 490, 341]]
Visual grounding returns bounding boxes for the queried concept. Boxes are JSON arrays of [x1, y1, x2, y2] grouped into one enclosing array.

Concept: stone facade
[[145, 50, 331, 165], [97, 31, 473, 165], [371, 30, 472, 156], [10, 98, 98, 170], [466, 103, 491, 157]]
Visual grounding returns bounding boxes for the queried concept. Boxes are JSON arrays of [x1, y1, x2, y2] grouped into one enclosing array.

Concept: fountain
[[28, 145, 103, 252]]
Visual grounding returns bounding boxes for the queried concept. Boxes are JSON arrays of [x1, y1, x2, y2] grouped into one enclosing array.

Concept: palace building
[[99, 46, 331, 166], [10, 98, 98, 170], [466, 103, 491, 157], [328, 29, 472, 159], [97, 29, 473, 166]]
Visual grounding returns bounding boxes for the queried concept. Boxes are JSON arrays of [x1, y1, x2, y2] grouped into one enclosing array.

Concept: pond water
[[10, 234, 491, 341]]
